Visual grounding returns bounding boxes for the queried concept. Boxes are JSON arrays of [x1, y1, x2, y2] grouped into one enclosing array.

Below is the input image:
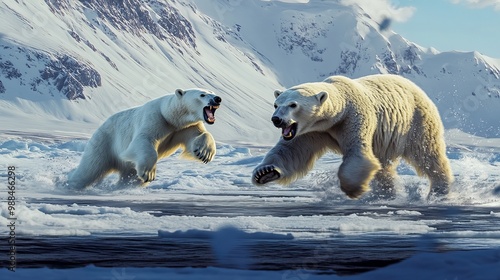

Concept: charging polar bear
[[252, 74, 453, 199], [67, 88, 222, 189]]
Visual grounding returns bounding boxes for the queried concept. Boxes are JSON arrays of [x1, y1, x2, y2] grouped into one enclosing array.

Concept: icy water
[[1, 135, 500, 276], [6, 197, 500, 275]]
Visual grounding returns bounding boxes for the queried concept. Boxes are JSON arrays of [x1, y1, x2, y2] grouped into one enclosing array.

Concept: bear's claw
[[138, 166, 156, 183], [253, 165, 280, 185], [190, 132, 216, 164], [194, 149, 212, 164]]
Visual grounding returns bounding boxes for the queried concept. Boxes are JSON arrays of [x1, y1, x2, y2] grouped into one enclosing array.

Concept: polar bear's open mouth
[[203, 105, 219, 125], [282, 122, 298, 140]]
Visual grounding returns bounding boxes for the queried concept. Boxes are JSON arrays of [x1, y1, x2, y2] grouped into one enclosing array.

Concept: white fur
[[253, 74, 453, 199], [67, 88, 219, 189]]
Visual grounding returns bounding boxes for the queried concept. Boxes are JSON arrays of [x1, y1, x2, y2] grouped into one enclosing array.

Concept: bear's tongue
[[205, 107, 215, 122], [282, 125, 292, 138]]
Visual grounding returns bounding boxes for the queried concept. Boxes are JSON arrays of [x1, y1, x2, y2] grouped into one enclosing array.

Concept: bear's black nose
[[213, 96, 222, 104], [271, 116, 283, 127]]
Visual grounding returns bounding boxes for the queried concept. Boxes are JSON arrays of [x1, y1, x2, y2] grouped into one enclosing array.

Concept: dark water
[[9, 235, 414, 275], [4, 197, 500, 275]]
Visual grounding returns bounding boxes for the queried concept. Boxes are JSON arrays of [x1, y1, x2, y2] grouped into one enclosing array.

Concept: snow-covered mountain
[[1, 0, 499, 141]]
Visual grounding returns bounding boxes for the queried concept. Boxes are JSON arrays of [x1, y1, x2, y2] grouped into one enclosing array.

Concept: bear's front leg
[[338, 154, 381, 199], [252, 132, 330, 186], [120, 138, 158, 183], [187, 131, 216, 164]]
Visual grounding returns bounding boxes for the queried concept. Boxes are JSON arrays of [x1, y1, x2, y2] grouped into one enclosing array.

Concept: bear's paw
[[138, 165, 157, 183], [189, 133, 216, 164], [253, 165, 281, 185], [194, 147, 214, 164]]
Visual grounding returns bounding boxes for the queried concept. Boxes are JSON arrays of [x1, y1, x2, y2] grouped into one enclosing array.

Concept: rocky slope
[[0, 0, 498, 140]]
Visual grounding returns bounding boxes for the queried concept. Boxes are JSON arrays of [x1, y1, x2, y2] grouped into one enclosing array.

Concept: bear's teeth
[[282, 125, 293, 137], [205, 107, 215, 121]]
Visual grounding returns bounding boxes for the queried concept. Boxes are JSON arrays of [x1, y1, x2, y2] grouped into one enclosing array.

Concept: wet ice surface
[[12, 199, 500, 274], [1, 132, 500, 276]]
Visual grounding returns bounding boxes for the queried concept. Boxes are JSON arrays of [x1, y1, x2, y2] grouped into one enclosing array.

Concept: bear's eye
[[290, 103, 297, 108], [274, 104, 278, 109], [200, 94, 206, 97]]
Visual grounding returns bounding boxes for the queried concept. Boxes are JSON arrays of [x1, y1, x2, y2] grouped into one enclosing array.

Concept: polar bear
[[67, 88, 222, 189], [252, 74, 453, 199]]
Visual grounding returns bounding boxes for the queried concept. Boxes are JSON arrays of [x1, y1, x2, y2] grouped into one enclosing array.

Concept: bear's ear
[[274, 90, 283, 98], [175, 89, 185, 98], [316, 91, 328, 104], [323, 76, 336, 84]]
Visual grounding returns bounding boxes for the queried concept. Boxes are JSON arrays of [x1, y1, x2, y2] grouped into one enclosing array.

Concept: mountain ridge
[[0, 0, 498, 141]]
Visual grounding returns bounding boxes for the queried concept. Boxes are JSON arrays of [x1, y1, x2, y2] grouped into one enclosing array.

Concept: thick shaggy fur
[[252, 74, 453, 199], [67, 89, 220, 189]]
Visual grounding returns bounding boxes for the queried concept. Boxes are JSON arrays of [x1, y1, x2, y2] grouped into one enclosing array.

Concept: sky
[[384, 0, 500, 58], [281, 0, 500, 58]]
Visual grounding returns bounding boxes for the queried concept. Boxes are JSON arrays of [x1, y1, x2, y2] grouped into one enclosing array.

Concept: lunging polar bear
[[67, 88, 222, 189], [252, 74, 453, 199]]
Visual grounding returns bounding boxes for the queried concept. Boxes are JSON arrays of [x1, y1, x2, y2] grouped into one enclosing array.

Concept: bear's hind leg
[[404, 109, 453, 198], [405, 152, 453, 197], [404, 143, 453, 198], [421, 156, 452, 198], [67, 154, 111, 189]]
